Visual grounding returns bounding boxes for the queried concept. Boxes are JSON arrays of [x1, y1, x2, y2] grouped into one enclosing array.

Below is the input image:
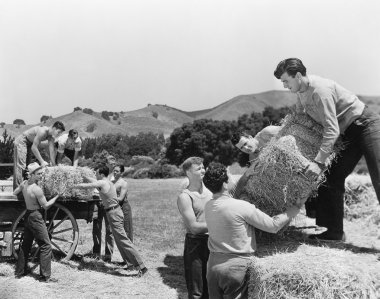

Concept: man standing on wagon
[[14, 162, 60, 282], [13, 121, 65, 189], [273, 58, 380, 241], [54, 129, 82, 167]]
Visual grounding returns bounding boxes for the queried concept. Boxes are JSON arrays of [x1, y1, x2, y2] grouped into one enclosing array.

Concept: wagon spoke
[[51, 240, 67, 255], [52, 227, 73, 235], [48, 207, 60, 231], [52, 236, 73, 243], [52, 215, 69, 230]]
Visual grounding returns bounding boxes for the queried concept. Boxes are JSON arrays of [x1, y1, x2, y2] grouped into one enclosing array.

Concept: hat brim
[[30, 166, 43, 175]]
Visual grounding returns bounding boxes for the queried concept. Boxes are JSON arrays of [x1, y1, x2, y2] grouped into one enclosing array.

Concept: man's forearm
[[31, 145, 45, 164]]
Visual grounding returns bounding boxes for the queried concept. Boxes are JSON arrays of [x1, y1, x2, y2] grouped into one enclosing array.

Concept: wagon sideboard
[[0, 193, 99, 225]]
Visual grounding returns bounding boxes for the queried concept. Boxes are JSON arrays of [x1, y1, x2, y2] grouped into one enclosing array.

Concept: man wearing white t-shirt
[[55, 129, 82, 167]]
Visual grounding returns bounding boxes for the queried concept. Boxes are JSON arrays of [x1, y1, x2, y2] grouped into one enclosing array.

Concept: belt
[[105, 205, 120, 212]]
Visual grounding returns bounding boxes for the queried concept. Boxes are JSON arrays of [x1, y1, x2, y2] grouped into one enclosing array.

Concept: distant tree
[[152, 111, 158, 119], [147, 104, 151, 107], [0, 130, 14, 179], [40, 115, 52, 123], [13, 119, 25, 127], [101, 111, 110, 121], [73, 107, 82, 112], [83, 108, 93, 115], [86, 123, 96, 133], [0, 122, 5, 128], [113, 115, 118, 120]]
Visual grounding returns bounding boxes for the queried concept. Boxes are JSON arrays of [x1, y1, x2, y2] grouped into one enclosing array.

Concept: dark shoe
[[309, 231, 346, 242], [103, 255, 112, 263], [39, 277, 59, 283], [137, 267, 148, 277], [15, 274, 26, 279]]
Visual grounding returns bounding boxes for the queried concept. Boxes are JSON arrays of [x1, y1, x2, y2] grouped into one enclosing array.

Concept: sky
[[1, 0, 379, 124]]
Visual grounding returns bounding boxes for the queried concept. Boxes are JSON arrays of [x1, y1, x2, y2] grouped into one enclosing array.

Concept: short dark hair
[[52, 121, 65, 132], [95, 164, 109, 177], [68, 129, 78, 138], [274, 58, 307, 79], [203, 162, 228, 194], [114, 164, 125, 173], [181, 157, 203, 172], [231, 131, 251, 146]]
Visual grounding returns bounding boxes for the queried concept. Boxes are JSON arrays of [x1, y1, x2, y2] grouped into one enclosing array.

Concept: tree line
[[0, 106, 291, 179]]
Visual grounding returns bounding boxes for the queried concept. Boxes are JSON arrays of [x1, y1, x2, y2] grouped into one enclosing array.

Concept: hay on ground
[[248, 244, 380, 299], [41, 166, 96, 200]]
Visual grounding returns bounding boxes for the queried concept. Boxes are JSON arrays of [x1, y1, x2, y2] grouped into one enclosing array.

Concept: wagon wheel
[[12, 203, 79, 261]]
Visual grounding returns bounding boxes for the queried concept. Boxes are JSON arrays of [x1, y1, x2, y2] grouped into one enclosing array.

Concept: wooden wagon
[[0, 162, 99, 262]]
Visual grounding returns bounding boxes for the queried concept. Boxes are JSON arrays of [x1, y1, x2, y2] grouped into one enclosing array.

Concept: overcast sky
[[1, 0, 379, 124]]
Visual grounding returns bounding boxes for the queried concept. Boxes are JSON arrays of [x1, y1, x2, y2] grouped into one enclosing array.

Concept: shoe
[[137, 267, 148, 277], [103, 255, 112, 263], [15, 273, 27, 279], [39, 277, 59, 283], [309, 231, 346, 242]]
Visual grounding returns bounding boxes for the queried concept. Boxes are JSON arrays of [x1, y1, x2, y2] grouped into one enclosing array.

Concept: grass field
[[0, 177, 379, 298]]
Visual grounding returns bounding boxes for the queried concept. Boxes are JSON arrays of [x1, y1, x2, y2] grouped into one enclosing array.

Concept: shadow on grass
[[58, 252, 141, 277], [157, 254, 187, 299], [255, 225, 380, 258]]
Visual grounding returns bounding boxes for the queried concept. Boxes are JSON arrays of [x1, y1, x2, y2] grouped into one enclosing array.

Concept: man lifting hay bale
[[274, 57, 380, 241], [203, 163, 302, 299]]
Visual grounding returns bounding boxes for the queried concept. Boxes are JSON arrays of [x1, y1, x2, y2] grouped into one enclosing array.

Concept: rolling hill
[[1, 91, 379, 139]]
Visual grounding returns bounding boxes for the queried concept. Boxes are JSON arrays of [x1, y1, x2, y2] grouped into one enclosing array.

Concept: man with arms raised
[[177, 157, 212, 299], [73, 164, 147, 276], [203, 163, 301, 299], [14, 121, 65, 188], [14, 162, 60, 282]]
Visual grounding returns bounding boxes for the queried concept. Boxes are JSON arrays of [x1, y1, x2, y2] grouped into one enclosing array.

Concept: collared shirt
[[296, 75, 365, 164], [204, 196, 295, 256], [57, 133, 82, 153]]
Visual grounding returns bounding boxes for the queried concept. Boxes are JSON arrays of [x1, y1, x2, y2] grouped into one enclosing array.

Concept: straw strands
[[41, 165, 96, 200], [239, 113, 341, 215], [248, 244, 380, 299]]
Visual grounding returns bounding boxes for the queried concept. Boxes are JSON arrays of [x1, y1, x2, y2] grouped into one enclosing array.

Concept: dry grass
[[0, 177, 379, 299], [249, 244, 379, 299]]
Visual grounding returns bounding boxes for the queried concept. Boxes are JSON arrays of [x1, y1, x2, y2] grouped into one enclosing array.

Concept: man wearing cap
[[13, 162, 60, 282], [55, 129, 82, 167], [73, 164, 147, 277], [13, 121, 65, 189]]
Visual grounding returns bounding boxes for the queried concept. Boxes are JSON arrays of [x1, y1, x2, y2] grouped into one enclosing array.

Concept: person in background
[[55, 129, 82, 167], [177, 157, 212, 299], [231, 125, 281, 162], [113, 164, 133, 242], [13, 121, 65, 188], [91, 155, 117, 261], [203, 163, 301, 299], [73, 164, 147, 276], [14, 162, 60, 282], [274, 57, 380, 241]]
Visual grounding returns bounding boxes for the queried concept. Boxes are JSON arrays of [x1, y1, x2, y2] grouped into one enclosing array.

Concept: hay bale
[[248, 244, 380, 299], [344, 173, 380, 223], [239, 113, 341, 216], [41, 166, 96, 200]]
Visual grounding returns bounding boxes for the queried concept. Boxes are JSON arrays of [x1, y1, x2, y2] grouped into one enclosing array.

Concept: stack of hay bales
[[41, 165, 96, 200], [238, 112, 341, 216], [248, 244, 380, 299]]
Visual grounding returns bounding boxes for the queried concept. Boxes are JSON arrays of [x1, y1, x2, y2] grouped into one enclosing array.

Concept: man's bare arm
[[31, 127, 48, 166], [35, 186, 59, 210], [177, 193, 208, 235]]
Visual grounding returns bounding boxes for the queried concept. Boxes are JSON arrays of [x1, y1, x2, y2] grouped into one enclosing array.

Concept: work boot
[[309, 231, 346, 242], [38, 276, 58, 283]]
